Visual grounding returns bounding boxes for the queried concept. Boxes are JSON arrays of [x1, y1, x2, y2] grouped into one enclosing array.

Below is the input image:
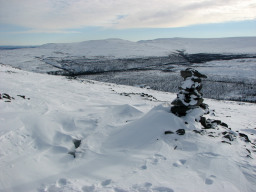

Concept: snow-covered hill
[[40, 37, 256, 56], [0, 37, 256, 73], [1, 64, 256, 192]]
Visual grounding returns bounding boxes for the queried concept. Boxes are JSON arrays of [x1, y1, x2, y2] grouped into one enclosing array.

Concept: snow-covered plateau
[[1, 63, 256, 192]]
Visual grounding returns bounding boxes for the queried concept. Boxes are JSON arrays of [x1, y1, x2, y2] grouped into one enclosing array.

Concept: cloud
[[0, 0, 255, 32]]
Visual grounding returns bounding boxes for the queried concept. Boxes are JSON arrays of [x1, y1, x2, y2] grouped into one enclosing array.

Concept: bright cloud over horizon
[[0, 0, 256, 45]]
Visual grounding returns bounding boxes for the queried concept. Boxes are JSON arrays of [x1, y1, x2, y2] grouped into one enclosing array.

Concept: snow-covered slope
[[1, 64, 256, 192]]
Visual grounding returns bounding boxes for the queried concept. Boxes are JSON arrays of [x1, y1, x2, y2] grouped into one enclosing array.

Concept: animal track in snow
[[141, 154, 167, 170], [150, 154, 167, 165]]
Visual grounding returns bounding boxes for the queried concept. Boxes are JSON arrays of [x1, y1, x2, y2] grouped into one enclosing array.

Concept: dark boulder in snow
[[164, 131, 174, 135], [176, 129, 185, 135], [239, 133, 251, 143]]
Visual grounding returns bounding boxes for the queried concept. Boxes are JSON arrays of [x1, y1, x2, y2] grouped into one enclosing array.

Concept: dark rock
[[171, 106, 189, 117], [208, 135, 215, 137], [200, 117, 213, 129], [246, 148, 251, 154], [239, 133, 251, 143], [221, 141, 231, 145], [3, 93, 11, 100], [222, 131, 228, 135], [2, 93, 14, 100], [200, 117, 207, 127], [223, 133, 235, 141], [212, 120, 222, 125], [193, 130, 204, 135], [247, 155, 253, 159], [199, 103, 209, 110], [176, 129, 185, 135], [164, 131, 174, 135], [171, 98, 186, 107], [180, 68, 207, 79], [73, 139, 81, 149], [17, 95, 26, 99], [68, 151, 76, 158], [220, 122, 228, 128]]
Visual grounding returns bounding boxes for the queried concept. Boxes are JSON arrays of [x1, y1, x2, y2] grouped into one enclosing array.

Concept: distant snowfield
[[0, 37, 256, 73], [1, 64, 256, 192]]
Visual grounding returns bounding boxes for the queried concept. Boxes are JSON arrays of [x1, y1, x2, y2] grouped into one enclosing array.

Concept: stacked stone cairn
[[171, 68, 207, 117]]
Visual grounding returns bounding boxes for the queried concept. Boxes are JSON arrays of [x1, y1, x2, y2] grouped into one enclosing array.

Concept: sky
[[0, 0, 256, 45]]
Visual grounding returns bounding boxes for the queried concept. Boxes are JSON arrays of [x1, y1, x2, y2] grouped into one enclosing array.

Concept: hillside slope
[[1, 64, 256, 192]]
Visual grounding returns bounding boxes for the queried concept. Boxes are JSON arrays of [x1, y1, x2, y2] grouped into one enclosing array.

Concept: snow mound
[[105, 105, 186, 150], [105, 104, 143, 124]]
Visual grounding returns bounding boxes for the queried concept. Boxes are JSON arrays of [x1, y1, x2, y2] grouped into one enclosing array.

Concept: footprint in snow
[[56, 178, 68, 187], [101, 179, 112, 186], [141, 154, 167, 170], [151, 154, 167, 165], [205, 175, 216, 185], [173, 159, 187, 167], [141, 165, 147, 170], [82, 185, 96, 192]]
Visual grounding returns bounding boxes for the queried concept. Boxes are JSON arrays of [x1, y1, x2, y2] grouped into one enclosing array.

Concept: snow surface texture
[[1, 64, 256, 192]]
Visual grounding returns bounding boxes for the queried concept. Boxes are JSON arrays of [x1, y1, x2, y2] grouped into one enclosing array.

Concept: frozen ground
[[1, 64, 256, 192]]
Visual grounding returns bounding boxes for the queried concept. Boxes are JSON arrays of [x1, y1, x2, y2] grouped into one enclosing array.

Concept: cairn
[[171, 68, 207, 116]]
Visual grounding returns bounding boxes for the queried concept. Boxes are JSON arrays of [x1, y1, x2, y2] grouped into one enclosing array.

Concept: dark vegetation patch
[[43, 52, 256, 103], [173, 50, 256, 63]]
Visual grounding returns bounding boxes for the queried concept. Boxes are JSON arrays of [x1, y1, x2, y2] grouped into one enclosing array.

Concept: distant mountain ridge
[[39, 37, 256, 57], [0, 45, 38, 50]]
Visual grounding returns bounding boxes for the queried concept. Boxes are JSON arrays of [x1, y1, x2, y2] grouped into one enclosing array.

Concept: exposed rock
[[176, 129, 185, 135], [164, 131, 174, 135], [17, 95, 26, 99], [223, 132, 236, 141], [73, 139, 81, 149], [212, 120, 222, 125], [1, 93, 15, 102], [193, 130, 204, 135], [68, 151, 76, 158], [220, 122, 229, 128], [171, 106, 190, 117], [180, 68, 207, 79], [239, 133, 251, 143], [200, 117, 213, 129], [221, 141, 231, 145], [2, 93, 14, 100]]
